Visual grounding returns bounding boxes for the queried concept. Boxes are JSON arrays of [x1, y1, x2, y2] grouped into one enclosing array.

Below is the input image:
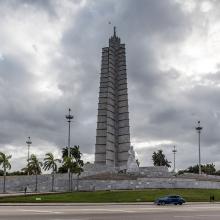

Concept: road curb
[[0, 202, 219, 206]]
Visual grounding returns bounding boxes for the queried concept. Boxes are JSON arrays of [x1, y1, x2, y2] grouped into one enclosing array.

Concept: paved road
[[0, 203, 220, 219]]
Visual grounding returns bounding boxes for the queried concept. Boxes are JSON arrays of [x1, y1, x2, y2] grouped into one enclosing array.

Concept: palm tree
[[43, 153, 61, 192], [62, 146, 84, 169], [28, 154, 43, 192], [0, 152, 12, 193], [63, 156, 75, 191], [62, 146, 82, 159], [62, 146, 84, 191]]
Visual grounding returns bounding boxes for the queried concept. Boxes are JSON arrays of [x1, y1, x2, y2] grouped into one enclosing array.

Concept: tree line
[[152, 149, 220, 175], [0, 145, 84, 193]]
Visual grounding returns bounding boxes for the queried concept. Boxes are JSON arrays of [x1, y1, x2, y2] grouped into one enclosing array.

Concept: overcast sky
[[1, 0, 220, 171]]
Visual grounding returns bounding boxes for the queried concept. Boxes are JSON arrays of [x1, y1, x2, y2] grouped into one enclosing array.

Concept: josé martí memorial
[[1, 29, 220, 192]]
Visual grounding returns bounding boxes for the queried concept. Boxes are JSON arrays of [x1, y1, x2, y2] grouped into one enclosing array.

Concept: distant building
[[95, 27, 131, 167]]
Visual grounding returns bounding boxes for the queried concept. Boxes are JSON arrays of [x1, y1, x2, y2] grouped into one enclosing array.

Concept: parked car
[[154, 195, 186, 205]]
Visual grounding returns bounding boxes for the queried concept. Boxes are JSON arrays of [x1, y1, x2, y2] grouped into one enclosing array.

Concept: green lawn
[[0, 189, 220, 203]]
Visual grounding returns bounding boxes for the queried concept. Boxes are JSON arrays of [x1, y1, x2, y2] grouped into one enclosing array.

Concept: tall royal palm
[[28, 154, 43, 192], [62, 146, 84, 170], [0, 152, 12, 193], [43, 153, 61, 192]]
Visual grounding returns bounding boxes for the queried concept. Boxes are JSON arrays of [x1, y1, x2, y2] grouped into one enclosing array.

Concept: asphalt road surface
[[0, 203, 220, 220]]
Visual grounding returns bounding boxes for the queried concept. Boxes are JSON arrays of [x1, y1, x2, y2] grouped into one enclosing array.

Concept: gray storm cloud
[[0, 0, 220, 171]]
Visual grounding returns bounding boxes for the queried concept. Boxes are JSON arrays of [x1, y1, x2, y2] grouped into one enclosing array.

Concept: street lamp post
[[26, 136, 32, 175], [65, 108, 74, 158], [65, 108, 74, 191], [172, 145, 177, 173], [195, 121, 203, 175]]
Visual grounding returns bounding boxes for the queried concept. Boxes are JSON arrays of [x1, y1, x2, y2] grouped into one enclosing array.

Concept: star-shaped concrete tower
[[95, 27, 131, 167]]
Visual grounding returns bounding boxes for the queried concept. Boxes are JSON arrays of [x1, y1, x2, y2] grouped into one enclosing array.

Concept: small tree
[[183, 163, 216, 175], [0, 170, 4, 176], [28, 154, 43, 192], [203, 163, 216, 175], [0, 152, 12, 193], [43, 153, 61, 192], [21, 166, 34, 175], [152, 150, 171, 167]]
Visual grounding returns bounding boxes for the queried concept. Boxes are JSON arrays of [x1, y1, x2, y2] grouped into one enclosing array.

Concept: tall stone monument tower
[[95, 27, 131, 167]]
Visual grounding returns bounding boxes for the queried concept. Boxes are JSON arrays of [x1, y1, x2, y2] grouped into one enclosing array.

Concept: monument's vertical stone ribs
[[95, 28, 130, 167]]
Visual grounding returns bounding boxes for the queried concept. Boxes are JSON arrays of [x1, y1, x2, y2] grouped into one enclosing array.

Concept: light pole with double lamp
[[195, 121, 203, 175], [26, 136, 32, 175], [65, 108, 74, 191]]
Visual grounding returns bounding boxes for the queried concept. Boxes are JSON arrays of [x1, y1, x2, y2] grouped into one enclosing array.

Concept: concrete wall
[[1, 174, 220, 193], [0, 174, 69, 193], [139, 166, 171, 177], [76, 178, 220, 191]]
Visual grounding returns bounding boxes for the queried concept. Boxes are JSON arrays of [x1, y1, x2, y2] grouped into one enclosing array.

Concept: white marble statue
[[127, 146, 139, 173]]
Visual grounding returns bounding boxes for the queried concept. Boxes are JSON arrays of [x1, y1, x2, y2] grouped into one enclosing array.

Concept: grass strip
[[0, 189, 220, 203]]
